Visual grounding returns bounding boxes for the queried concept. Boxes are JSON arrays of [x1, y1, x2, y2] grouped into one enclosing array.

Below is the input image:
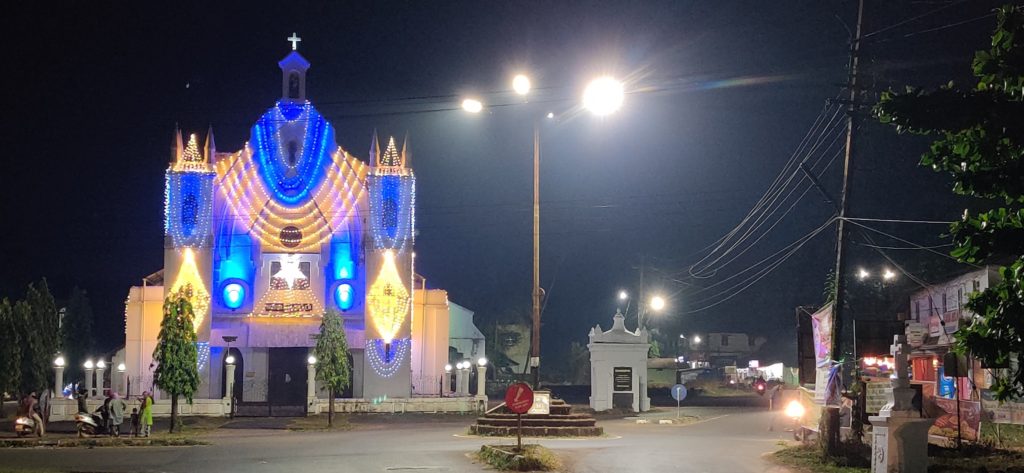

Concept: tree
[[314, 310, 351, 427], [60, 287, 95, 387], [153, 285, 201, 433], [12, 280, 61, 395], [875, 5, 1024, 400], [0, 299, 22, 418]]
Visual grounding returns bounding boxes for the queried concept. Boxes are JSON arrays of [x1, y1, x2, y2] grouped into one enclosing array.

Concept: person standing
[[109, 393, 127, 437], [140, 391, 154, 437]]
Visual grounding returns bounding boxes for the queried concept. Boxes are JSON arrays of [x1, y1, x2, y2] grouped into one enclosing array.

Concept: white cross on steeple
[[287, 33, 302, 51]]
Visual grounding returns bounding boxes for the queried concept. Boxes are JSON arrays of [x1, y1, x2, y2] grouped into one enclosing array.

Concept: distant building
[[691, 332, 767, 368]]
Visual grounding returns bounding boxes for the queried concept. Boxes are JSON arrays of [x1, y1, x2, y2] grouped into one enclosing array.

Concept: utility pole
[[638, 254, 646, 329], [826, 0, 865, 456], [530, 122, 542, 389], [831, 0, 864, 372]]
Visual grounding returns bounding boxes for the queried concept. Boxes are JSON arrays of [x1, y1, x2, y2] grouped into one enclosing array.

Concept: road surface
[[0, 407, 794, 472]]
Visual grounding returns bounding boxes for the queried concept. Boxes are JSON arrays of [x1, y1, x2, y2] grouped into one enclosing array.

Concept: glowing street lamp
[[857, 268, 870, 280], [583, 76, 624, 116], [307, 355, 317, 365], [512, 74, 531, 96], [693, 335, 702, 345], [882, 269, 896, 281], [461, 98, 483, 113], [650, 295, 666, 312], [618, 290, 629, 301]]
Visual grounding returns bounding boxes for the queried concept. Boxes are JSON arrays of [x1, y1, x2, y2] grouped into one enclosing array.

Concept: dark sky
[[5, 1, 1009, 363]]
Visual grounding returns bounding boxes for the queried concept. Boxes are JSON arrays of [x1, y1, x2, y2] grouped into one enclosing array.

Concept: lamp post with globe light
[[443, 364, 453, 396], [225, 354, 237, 418], [84, 359, 95, 398], [54, 356, 65, 398], [464, 74, 625, 389], [95, 360, 106, 398]]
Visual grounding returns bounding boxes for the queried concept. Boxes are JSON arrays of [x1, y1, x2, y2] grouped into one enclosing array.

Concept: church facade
[[120, 45, 472, 413]]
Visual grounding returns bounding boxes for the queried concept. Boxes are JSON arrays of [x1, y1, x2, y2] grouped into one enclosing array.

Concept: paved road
[[0, 407, 794, 472]]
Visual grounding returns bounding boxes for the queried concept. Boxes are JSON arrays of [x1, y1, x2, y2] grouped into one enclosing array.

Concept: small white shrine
[[588, 310, 650, 412], [869, 335, 933, 473]]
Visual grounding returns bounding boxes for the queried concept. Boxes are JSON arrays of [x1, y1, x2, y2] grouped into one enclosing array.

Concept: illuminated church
[[119, 42, 480, 412]]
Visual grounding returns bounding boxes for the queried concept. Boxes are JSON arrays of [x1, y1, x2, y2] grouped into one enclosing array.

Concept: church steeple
[[369, 130, 381, 165], [278, 33, 310, 102], [204, 126, 216, 163]]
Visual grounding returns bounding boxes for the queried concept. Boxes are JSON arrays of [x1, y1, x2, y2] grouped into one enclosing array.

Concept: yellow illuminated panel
[[366, 250, 409, 342], [170, 248, 210, 331]]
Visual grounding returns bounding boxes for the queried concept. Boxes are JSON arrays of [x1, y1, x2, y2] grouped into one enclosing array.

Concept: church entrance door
[[267, 347, 308, 416]]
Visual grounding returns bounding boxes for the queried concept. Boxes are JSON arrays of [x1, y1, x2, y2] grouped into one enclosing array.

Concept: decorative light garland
[[366, 250, 410, 342], [251, 255, 323, 317], [251, 101, 332, 205], [170, 248, 211, 332], [366, 338, 409, 378], [196, 342, 210, 372], [174, 134, 210, 173], [368, 174, 414, 252], [165, 172, 214, 247]]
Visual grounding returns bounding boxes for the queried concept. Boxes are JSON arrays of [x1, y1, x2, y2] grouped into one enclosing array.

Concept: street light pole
[[531, 120, 542, 389]]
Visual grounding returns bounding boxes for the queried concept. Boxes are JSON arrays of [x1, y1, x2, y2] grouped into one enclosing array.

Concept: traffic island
[[477, 444, 562, 471], [469, 397, 603, 437]]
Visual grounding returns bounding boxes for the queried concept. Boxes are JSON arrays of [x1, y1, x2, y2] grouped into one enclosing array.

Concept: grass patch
[[770, 443, 869, 473], [287, 414, 353, 431], [929, 442, 1024, 472], [477, 444, 562, 471], [982, 422, 1024, 449]]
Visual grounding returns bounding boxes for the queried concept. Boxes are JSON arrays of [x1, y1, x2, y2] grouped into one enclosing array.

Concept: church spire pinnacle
[[204, 125, 216, 163]]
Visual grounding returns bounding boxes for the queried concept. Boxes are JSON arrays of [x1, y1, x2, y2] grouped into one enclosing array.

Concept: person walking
[[109, 393, 127, 437], [140, 391, 154, 437]]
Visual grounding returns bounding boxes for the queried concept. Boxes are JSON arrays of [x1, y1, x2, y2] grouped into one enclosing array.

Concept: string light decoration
[[252, 101, 332, 205], [368, 138, 414, 252], [170, 248, 211, 332], [196, 342, 210, 372], [251, 254, 323, 318], [174, 134, 210, 172], [214, 139, 367, 253], [165, 173, 214, 247], [366, 338, 410, 377], [366, 250, 410, 342]]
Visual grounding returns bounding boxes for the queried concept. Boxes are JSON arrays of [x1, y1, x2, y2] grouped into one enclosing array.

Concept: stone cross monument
[[868, 335, 933, 473]]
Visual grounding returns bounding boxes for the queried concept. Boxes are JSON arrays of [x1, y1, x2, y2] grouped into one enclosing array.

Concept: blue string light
[[251, 101, 333, 206], [166, 172, 214, 247], [368, 174, 414, 252], [367, 338, 409, 377]]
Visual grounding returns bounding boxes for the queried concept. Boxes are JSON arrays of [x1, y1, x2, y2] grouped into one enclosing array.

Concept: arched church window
[[288, 71, 301, 99], [287, 140, 298, 167]]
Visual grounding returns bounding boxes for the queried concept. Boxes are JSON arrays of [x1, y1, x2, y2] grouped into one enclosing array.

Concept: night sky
[[5, 1, 1008, 364]]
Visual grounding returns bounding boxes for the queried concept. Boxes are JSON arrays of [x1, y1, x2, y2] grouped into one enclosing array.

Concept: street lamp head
[[649, 295, 666, 311], [546, 112, 554, 119], [307, 355, 317, 365], [583, 76, 624, 116], [461, 98, 483, 113], [117, 362, 126, 373], [857, 268, 870, 280], [54, 356, 65, 367], [444, 363, 452, 372], [96, 360, 106, 369], [882, 269, 896, 281], [84, 359, 94, 369], [693, 335, 702, 344], [512, 74, 531, 96], [477, 357, 488, 367], [618, 290, 629, 301], [225, 355, 236, 365]]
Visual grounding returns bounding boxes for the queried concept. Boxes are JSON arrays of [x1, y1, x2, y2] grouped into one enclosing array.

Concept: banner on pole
[[810, 303, 833, 366]]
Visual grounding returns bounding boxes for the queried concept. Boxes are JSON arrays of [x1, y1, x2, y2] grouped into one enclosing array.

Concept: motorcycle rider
[[17, 391, 44, 437]]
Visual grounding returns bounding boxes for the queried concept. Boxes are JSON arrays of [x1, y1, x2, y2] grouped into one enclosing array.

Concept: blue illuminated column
[[164, 128, 216, 343], [363, 135, 416, 399]]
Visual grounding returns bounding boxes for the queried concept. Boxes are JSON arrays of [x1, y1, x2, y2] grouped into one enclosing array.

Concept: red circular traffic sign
[[504, 383, 534, 414]]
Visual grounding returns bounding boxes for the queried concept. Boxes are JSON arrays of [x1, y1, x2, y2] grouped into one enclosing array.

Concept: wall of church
[[411, 289, 450, 395], [124, 284, 165, 396]]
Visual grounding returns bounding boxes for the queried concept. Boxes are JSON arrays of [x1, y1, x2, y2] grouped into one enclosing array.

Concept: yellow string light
[[366, 250, 409, 342], [169, 248, 210, 331]]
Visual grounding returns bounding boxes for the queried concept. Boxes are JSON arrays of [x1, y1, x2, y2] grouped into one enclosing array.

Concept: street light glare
[[857, 268, 870, 280], [461, 98, 483, 113], [650, 295, 666, 311], [693, 335, 702, 344], [883, 269, 896, 281], [618, 290, 629, 301], [512, 74, 531, 95], [583, 76, 624, 116]]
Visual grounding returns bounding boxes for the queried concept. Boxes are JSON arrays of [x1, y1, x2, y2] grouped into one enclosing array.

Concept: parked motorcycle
[[74, 412, 110, 437], [13, 415, 38, 437]]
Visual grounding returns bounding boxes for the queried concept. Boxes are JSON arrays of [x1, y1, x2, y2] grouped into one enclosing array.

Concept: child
[[129, 408, 140, 437]]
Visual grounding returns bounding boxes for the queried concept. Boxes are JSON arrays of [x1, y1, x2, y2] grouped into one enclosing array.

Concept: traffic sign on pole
[[505, 383, 534, 451], [671, 384, 687, 418]]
